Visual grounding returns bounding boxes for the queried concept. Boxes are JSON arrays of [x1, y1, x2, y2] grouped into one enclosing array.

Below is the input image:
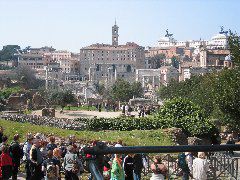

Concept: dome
[[211, 33, 227, 40]]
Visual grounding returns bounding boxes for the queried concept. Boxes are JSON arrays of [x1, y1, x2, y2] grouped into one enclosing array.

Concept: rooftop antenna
[[115, 18, 117, 25]]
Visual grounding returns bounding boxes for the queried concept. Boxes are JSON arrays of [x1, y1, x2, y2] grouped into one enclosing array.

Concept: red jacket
[[0, 152, 13, 177], [0, 153, 13, 167]]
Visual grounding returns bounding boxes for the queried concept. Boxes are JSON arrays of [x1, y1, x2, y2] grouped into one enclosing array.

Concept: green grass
[[0, 119, 173, 146]]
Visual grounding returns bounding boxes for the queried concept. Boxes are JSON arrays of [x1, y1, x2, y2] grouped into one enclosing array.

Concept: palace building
[[79, 21, 145, 84]]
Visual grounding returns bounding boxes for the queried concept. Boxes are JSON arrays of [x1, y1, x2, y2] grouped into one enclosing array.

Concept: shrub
[[154, 98, 218, 137]]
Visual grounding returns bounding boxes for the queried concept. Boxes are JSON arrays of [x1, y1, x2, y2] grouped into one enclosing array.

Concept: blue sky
[[0, 0, 239, 52]]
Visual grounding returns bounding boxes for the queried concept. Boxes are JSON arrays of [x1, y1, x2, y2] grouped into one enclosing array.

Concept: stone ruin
[[5, 93, 27, 111], [42, 108, 55, 117], [163, 128, 188, 145], [32, 92, 46, 109]]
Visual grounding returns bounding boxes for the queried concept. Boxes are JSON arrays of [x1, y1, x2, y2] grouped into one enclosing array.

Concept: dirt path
[[31, 110, 138, 119]]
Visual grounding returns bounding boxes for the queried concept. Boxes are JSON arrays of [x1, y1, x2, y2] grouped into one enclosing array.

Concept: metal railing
[[84, 144, 240, 180]]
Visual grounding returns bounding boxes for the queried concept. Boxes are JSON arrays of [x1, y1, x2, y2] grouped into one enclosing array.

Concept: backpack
[[46, 162, 57, 179]]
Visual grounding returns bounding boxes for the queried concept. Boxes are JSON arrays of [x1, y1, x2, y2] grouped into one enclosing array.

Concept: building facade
[[179, 48, 232, 81], [79, 22, 145, 84]]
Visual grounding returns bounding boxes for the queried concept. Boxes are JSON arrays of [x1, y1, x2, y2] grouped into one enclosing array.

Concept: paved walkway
[[31, 109, 138, 119]]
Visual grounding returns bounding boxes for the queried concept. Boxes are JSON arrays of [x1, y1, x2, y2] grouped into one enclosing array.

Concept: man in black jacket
[[9, 134, 24, 180], [133, 154, 143, 180]]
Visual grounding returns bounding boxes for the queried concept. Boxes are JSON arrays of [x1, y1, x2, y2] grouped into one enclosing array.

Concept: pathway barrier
[[84, 144, 240, 180]]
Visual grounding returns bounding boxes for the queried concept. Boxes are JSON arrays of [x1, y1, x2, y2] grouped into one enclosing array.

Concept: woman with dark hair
[[150, 156, 167, 180], [9, 134, 23, 180]]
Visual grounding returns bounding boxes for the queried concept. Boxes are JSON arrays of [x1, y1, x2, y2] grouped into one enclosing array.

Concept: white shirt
[[114, 144, 122, 147], [192, 158, 209, 180]]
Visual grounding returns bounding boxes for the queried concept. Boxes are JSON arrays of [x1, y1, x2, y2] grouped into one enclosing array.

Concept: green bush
[[154, 98, 218, 137], [0, 86, 22, 100], [75, 99, 218, 138]]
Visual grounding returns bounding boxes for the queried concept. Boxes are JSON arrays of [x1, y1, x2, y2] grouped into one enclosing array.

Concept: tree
[[0, 86, 22, 101], [0, 45, 20, 61], [213, 68, 240, 131], [50, 90, 76, 110], [157, 74, 216, 117], [110, 79, 144, 102], [171, 56, 179, 68], [95, 83, 106, 96], [131, 81, 143, 98], [15, 65, 44, 89], [149, 54, 166, 69], [110, 79, 132, 102], [228, 30, 240, 66], [155, 98, 218, 137]]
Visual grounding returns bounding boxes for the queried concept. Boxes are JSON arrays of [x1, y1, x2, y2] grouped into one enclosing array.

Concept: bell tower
[[112, 19, 119, 46]]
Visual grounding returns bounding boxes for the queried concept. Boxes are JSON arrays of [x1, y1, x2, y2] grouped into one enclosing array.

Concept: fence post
[[87, 142, 106, 180], [88, 160, 104, 180]]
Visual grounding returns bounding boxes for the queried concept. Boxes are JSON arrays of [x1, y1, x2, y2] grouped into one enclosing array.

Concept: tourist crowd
[[0, 125, 214, 180]]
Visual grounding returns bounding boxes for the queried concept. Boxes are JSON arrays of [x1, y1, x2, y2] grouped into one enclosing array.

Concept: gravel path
[[31, 110, 138, 119]]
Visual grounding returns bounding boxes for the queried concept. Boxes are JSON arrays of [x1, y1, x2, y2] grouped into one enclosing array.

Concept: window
[[126, 65, 131, 72]]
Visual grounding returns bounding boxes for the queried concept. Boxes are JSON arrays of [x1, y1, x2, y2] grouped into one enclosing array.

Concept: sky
[[0, 0, 240, 53]]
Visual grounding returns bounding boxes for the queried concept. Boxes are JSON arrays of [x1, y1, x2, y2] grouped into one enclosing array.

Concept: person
[[103, 154, 112, 180], [178, 153, 190, 180], [125, 105, 129, 116], [192, 152, 209, 180], [150, 155, 167, 180], [0, 126, 4, 144], [0, 136, 8, 153], [185, 152, 193, 176], [52, 148, 62, 180], [23, 133, 34, 180], [29, 137, 43, 180], [122, 105, 126, 115], [42, 150, 58, 180], [9, 134, 24, 180], [59, 138, 67, 158], [0, 145, 13, 180], [46, 136, 57, 151], [98, 104, 102, 112], [226, 134, 235, 155], [133, 154, 143, 180], [110, 154, 125, 180], [40, 140, 49, 160], [115, 140, 123, 148], [69, 135, 77, 146], [137, 106, 142, 118], [123, 154, 134, 180], [63, 145, 82, 180]]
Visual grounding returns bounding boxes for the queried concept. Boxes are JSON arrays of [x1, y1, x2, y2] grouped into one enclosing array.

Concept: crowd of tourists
[[0, 125, 214, 180], [0, 114, 85, 130], [121, 104, 156, 117]]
